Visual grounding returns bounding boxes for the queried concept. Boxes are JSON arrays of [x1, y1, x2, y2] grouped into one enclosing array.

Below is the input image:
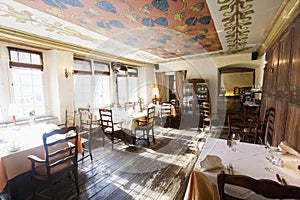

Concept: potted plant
[[29, 110, 36, 125]]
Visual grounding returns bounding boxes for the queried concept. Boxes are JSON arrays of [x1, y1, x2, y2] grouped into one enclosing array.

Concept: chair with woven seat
[[217, 171, 300, 200], [28, 127, 80, 200], [99, 108, 124, 148], [78, 108, 103, 161], [135, 106, 155, 146]]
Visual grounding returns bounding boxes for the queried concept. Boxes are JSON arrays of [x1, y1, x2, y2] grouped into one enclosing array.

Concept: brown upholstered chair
[[135, 106, 156, 146], [28, 127, 80, 200], [217, 171, 300, 200]]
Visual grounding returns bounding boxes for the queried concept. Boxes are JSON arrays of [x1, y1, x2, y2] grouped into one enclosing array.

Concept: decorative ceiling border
[[258, 0, 300, 55], [217, 0, 254, 52]]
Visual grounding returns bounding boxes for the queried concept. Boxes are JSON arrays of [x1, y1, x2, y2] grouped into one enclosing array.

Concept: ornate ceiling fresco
[[0, 0, 287, 63], [11, 0, 222, 59]]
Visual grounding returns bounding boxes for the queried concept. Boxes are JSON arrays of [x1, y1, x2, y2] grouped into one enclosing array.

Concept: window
[[73, 59, 110, 109], [114, 64, 138, 105], [8, 47, 46, 119]]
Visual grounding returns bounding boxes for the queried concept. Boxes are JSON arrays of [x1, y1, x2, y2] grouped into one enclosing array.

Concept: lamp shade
[[152, 87, 159, 98]]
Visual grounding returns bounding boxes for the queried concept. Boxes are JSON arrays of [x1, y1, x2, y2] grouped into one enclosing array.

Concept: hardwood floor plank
[[12, 126, 208, 200]]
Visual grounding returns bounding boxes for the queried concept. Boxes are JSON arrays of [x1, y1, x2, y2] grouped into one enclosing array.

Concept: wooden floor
[[3, 125, 212, 200]]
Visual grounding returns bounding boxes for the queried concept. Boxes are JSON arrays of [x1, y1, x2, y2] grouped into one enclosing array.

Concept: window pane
[[10, 50, 18, 62], [11, 68, 46, 118], [94, 62, 109, 72], [31, 53, 42, 65], [18, 52, 31, 63], [94, 75, 110, 107], [117, 77, 127, 105], [74, 75, 93, 108], [74, 59, 91, 71], [128, 77, 138, 102]]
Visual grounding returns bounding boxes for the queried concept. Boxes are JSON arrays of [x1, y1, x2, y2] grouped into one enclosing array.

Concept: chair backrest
[[43, 127, 78, 177], [99, 108, 114, 132], [160, 102, 172, 118], [125, 102, 135, 111], [228, 114, 257, 142], [147, 106, 155, 123], [202, 102, 210, 119], [65, 109, 77, 127], [264, 107, 275, 145], [217, 171, 300, 200], [78, 108, 92, 132]]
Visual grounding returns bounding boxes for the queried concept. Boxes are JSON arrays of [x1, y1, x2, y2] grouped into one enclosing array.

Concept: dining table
[[0, 123, 60, 198], [184, 137, 300, 200]]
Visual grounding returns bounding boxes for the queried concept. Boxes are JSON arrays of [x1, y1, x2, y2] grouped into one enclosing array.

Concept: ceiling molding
[[0, 26, 151, 66], [258, 0, 300, 55]]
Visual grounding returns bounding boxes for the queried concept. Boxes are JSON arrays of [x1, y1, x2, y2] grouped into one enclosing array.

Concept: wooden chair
[[257, 107, 275, 145], [228, 114, 258, 143], [202, 102, 211, 132], [217, 171, 300, 200], [125, 102, 135, 111], [160, 102, 172, 127], [78, 108, 102, 161], [58, 109, 77, 128], [135, 106, 156, 146], [28, 127, 80, 200], [99, 108, 124, 148]]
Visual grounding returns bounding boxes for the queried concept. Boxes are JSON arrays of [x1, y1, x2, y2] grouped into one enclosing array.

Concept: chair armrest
[[27, 155, 45, 163]]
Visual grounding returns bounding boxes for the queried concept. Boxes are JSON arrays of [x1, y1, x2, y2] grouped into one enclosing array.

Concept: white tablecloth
[[0, 123, 59, 191], [184, 137, 300, 200]]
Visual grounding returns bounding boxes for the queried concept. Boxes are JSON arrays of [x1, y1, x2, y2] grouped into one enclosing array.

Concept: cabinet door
[[182, 82, 193, 115], [195, 82, 209, 115]]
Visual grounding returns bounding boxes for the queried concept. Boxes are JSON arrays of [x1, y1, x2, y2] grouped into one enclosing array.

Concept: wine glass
[[231, 133, 241, 152]]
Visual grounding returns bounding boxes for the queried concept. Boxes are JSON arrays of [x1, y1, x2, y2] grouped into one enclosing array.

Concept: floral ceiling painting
[[13, 0, 222, 59]]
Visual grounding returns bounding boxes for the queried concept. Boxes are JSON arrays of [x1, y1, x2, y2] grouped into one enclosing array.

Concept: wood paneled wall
[[261, 12, 300, 151]]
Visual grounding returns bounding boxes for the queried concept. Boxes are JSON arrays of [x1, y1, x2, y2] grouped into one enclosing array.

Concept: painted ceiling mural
[[13, 0, 222, 59]]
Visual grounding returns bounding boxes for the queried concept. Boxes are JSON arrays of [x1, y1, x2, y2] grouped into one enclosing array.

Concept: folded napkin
[[278, 141, 300, 157], [200, 155, 224, 171]]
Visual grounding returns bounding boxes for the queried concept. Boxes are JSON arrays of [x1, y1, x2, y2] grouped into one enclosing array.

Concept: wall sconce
[[264, 64, 274, 73], [64, 67, 76, 78]]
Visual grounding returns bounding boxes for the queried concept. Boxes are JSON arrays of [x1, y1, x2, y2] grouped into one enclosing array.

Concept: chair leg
[[74, 169, 80, 196], [31, 177, 36, 200], [152, 126, 155, 144], [146, 130, 150, 146], [88, 132, 93, 160], [111, 132, 114, 149]]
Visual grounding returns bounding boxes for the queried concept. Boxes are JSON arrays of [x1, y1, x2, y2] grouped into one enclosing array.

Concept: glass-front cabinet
[[182, 79, 209, 116]]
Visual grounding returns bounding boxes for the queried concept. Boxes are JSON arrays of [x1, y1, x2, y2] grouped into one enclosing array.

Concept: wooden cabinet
[[262, 12, 300, 151], [182, 79, 209, 116]]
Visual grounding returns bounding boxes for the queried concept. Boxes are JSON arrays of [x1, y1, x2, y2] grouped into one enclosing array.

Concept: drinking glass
[[231, 133, 241, 152]]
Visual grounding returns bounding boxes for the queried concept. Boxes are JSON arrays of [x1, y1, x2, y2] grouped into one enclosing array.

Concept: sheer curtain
[[175, 71, 186, 106], [155, 72, 167, 102]]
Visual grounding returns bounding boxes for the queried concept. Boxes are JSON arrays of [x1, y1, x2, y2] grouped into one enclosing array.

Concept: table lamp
[[8, 104, 17, 125], [152, 87, 159, 104]]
